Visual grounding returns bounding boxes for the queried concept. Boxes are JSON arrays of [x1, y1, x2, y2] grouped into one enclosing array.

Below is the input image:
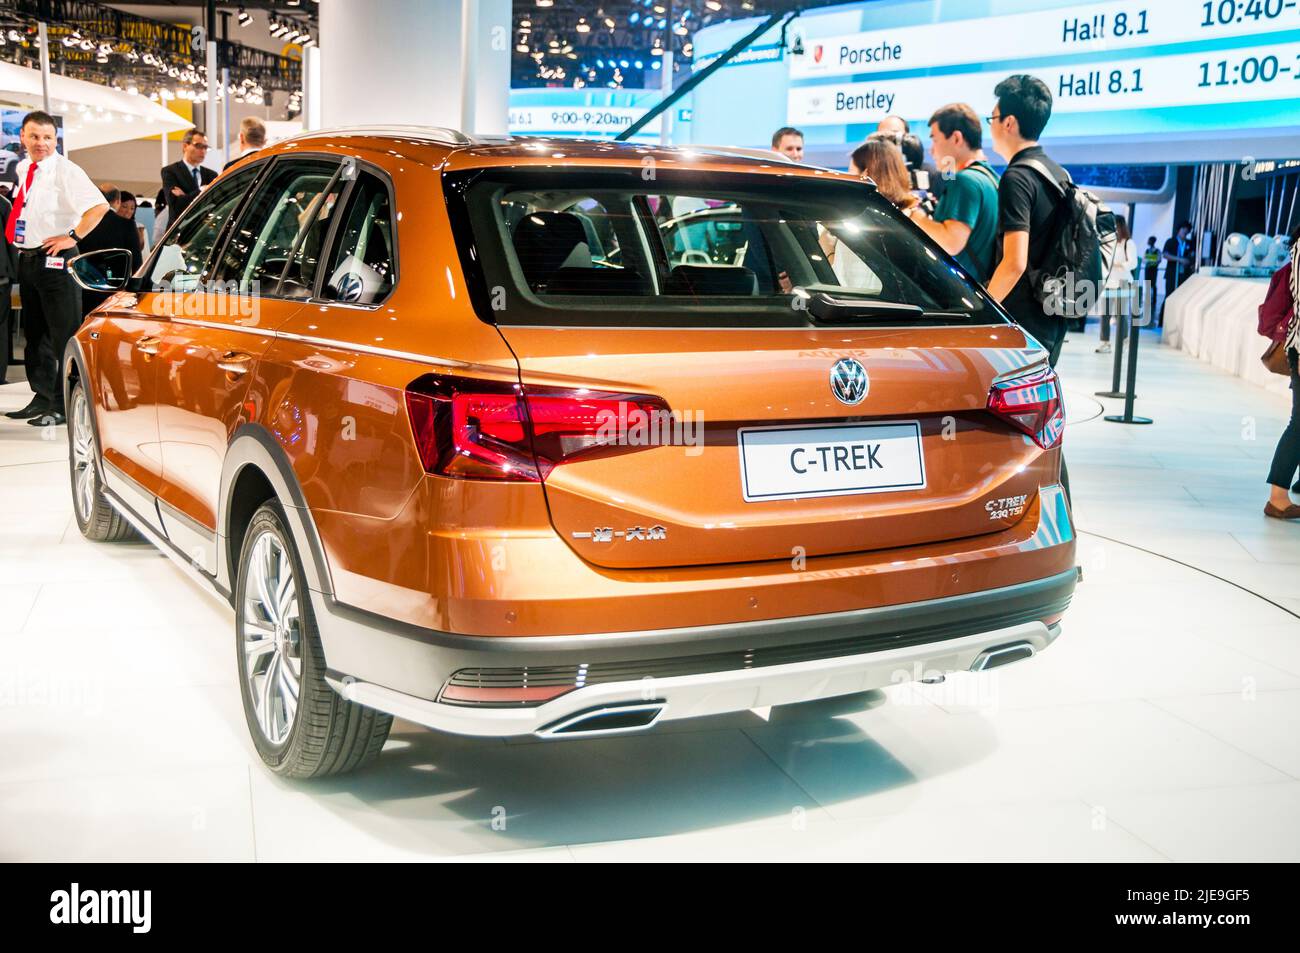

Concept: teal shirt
[[933, 161, 1000, 283]]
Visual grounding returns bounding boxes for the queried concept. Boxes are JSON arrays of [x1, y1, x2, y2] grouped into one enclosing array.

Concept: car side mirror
[[68, 248, 134, 293]]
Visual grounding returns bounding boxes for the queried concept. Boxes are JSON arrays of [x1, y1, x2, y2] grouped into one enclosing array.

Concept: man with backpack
[[986, 74, 1114, 366]]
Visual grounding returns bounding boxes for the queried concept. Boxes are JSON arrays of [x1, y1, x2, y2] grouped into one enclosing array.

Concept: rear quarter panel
[[258, 157, 535, 627]]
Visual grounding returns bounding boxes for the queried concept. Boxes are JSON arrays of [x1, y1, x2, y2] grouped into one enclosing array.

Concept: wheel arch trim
[[218, 423, 335, 598]]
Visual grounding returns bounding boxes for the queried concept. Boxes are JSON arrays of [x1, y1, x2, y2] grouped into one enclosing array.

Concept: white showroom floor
[[2, 326, 1299, 862]]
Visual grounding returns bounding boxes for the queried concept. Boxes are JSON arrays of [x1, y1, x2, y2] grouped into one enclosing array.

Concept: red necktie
[[6, 162, 37, 245]]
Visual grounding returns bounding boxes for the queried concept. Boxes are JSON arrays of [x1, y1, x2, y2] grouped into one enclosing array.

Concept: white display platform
[[1162, 273, 1289, 394]]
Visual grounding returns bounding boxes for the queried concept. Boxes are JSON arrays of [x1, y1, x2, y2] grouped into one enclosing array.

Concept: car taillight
[[987, 365, 1065, 450], [404, 374, 669, 481]]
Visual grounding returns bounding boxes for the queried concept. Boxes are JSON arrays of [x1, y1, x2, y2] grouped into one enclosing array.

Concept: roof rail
[[686, 144, 797, 164], [284, 125, 477, 147]]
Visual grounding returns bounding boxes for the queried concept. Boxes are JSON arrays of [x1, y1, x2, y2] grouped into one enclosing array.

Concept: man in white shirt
[[3, 111, 109, 427]]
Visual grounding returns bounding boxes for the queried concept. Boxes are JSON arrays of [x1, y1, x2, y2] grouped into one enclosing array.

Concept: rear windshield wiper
[[802, 292, 980, 325], [805, 291, 923, 323]]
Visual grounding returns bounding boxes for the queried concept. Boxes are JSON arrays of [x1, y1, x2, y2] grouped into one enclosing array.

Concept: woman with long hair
[[1265, 225, 1300, 519], [822, 139, 919, 289], [850, 138, 920, 214]]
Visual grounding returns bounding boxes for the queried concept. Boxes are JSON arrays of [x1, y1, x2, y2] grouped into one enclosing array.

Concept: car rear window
[[444, 166, 1006, 329]]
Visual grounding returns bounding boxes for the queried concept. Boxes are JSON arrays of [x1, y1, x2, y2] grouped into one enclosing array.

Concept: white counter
[[1162, 273, 1289, 394]]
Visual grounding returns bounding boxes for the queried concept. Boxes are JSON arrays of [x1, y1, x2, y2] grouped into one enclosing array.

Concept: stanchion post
[[1097, 292, 1128, 398], [1105, 280, 1154, 425]]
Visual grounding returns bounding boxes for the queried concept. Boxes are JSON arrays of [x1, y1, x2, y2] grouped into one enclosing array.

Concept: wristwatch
[[67, 228, 81, 242]]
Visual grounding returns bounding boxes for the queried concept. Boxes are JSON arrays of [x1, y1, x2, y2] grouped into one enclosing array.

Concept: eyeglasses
[[984, 113, 1004, 125], [190, 142, 209, 150]]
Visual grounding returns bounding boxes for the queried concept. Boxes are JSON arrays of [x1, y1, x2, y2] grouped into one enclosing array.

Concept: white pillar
[[303, 46, 322, 131], [459, 0, 478, 134], [222, 66, 231, 155], [659, 49, 674, 146], [318, 0, 508, 132], [205, 39, 219, 155], [37, 23, 51, 113]]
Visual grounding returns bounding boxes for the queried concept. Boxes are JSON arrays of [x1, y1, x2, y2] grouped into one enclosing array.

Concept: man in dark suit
[[160, 129, 216, 222], [78, 185, 143, 316]]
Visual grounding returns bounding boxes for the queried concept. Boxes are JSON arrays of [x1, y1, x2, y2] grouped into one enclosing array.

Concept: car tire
[[68, 380, 138, 542], [235, 501, 392, 778]]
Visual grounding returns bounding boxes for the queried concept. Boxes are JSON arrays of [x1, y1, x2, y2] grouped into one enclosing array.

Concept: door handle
[[135, 336, 161, 356], [217, 350, 253, 375]]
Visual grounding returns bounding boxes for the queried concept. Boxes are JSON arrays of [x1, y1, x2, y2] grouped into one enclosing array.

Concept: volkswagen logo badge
[[829, 358, 869, 405]]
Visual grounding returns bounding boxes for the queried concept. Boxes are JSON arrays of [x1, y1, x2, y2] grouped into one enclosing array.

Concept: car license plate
[[738, 421, 926, 502]]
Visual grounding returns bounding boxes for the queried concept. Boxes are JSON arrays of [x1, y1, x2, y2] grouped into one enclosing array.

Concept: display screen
[[789, 0, 1300, 127], [507, 88, 669, 143], [689, 0, 1300, 163]]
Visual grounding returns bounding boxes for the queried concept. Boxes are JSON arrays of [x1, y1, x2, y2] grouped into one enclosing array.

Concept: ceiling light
[[575, 18, 589, 33], [238, 7, 252, 26]]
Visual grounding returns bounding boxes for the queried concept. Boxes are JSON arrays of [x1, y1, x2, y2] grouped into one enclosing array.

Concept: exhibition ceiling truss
[[0, 0, 307, 106], [512, 0, 844, 87]]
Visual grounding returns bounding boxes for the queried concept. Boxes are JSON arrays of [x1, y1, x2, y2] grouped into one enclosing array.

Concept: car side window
[[148, 166, 260, 291], [321, 172, 395, 304], [214, 159, 344, 296]]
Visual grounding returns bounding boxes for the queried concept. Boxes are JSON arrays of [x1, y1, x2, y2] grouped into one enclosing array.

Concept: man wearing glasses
[[160, 129, 217, 223], [984, 74, 1070, 366]]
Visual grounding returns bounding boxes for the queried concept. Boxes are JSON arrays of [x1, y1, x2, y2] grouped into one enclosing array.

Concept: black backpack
[[1021, 158, 1118, 320]]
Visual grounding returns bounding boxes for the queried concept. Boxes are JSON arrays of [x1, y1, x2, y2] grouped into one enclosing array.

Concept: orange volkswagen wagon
[[64, 127, 1076, 777]]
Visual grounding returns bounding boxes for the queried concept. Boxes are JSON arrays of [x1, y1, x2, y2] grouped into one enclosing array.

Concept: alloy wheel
[[70, 389, 96, 524], [241, 530, 303, 746]]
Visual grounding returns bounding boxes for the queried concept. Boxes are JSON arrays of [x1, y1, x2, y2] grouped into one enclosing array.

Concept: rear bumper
[[319, 564, 1077, 738]]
